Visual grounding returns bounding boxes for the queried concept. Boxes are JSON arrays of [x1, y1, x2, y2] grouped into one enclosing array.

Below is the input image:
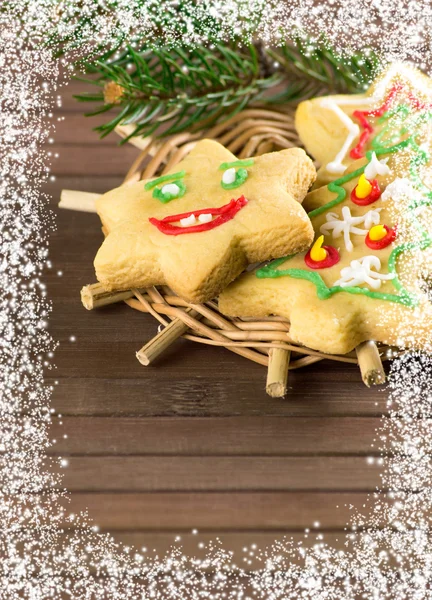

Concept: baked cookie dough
[[295, 63, 432, 188], [94, 139, 316, 302], [220, 93, 432, 355]]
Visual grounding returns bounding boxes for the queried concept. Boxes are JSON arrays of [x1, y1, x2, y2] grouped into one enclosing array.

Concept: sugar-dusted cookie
[[295, 63, 432, 187], [94, 139, 316, 302], [219, 108, 432, 354]]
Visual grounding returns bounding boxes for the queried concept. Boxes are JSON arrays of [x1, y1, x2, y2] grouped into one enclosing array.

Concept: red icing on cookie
[[350, 83, 432, 159], [149, 196, 248, 235], [350, 84, 402, 159], [365, 225, 397, 250], [304, 245, 340, 269], [351, 179, 381, 206]]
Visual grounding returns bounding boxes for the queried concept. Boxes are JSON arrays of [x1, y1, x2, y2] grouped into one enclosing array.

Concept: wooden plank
[[49, 416, 381, 455], [48, 316, 380, 384], [54, 456, 382, 491], [64, 492, 381, 529], [49, 113, 124, 145], [50, 530, 363, 570], [49, 209, 102, 240], [99, 530, 373, 564], [48, 376, 387, 417], [50, 144, 139, 176], [43, 176, 123, 201], [38, 83, 391, 590]]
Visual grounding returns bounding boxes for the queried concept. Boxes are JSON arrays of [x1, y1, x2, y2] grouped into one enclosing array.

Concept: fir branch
[[267, 37, 380, 100], [74, 39, 380, 141], [75, 42, 283, 141]]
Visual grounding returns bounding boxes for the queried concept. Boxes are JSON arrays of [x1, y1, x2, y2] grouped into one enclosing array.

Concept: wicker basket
[[77, 108, 390, 397]]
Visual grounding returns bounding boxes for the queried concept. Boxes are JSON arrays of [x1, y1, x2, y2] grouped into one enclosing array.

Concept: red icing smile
[[149, 196, 248, 235]]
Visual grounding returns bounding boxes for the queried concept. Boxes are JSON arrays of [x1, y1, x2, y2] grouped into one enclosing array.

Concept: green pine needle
[[74, 38, 380, 142]]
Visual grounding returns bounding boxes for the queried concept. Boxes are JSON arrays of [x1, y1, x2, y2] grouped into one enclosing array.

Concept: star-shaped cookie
[[295, 63, 432, 188], [94, 139, 316, 302], [219, 109, 432, 354]]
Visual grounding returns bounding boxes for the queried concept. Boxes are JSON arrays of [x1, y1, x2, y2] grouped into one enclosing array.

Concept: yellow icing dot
[[369, 224, 387, 241], [310, 235, 327, 262], [355, 174, 373, 199]]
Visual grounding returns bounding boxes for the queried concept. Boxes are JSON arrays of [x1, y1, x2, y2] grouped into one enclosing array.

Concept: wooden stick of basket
[[62, 189, 386, 397], [60, 107, 387, 397], [79, 280, 386, 397]]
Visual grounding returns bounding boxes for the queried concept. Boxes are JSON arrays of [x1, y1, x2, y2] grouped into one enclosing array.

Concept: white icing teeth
[[364, 151, 391, 180], [334, 255, 395, 289], [222, 167, 236, 184], [180, 214, 196, 227], [178, 213, 214, 227], [161, 183, 180, 196], [198, 213, 213, 223]]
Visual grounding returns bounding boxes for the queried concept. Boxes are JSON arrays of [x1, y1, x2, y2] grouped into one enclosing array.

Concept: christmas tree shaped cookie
[[295, 63, 432, 187], [94, 139, 316, 302], [219, 99, 432, 354]]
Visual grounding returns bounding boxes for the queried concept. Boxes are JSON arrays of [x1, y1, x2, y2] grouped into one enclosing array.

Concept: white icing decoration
[[320, 98, 360, 174], [180, 214, 196, 227], [161, 183, 180, 196], [222, 167, 236, 185], [320, 206, 382, 252], [364, 152, 391, 180], [198, 213, 213, 223], [381, 177, 419, 203], [334, 255, 395, 289]]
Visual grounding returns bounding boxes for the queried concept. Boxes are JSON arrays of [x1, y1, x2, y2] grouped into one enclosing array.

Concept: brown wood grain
[[51, 144, 139, 176], [52, 113, 125, 145], [48, 377, 387, 416], [97, 530, 378, 567], [49, 416, 381, 455], [51, 530, 367, 571], [65, 492, 379, 530], [54, 456, 382, 491], [46, 176, 122, 201]]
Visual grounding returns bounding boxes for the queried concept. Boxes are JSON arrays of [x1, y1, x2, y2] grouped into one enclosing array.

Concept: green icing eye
[[219, 159, 253, 190], [144, 170, 187, 203], [152, 180, 186, 203], [221, 167, 248, 190]]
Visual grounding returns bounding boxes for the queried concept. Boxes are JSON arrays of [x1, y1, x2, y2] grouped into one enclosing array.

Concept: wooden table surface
[[44, 80, 387, 564]]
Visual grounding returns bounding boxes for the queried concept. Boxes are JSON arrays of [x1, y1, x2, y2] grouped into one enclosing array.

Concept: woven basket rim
[[107, 107, 394, 374]]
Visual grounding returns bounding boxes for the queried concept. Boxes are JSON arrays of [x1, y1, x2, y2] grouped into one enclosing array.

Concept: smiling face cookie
[[94, 139, 316, 302], [220, 89, 432, 355], [295, 63, 432, 187]]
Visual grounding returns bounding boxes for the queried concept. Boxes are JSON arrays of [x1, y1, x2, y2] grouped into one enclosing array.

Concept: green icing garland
[[257, 105, 432, 308], [256, 241, 429, 307], [307, 139, 410, 219]]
